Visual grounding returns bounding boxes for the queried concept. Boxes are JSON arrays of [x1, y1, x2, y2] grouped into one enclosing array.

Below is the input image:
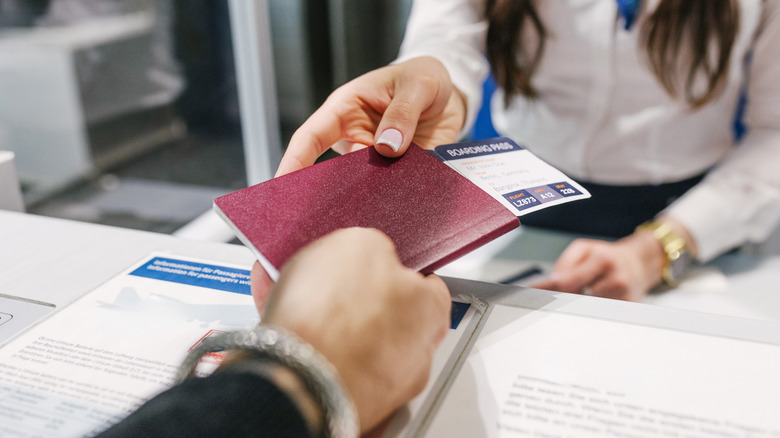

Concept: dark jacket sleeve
[[95, 370, 314, 438]]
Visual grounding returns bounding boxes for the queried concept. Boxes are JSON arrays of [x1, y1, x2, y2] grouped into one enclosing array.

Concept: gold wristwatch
[[636, 220, 690, 287]]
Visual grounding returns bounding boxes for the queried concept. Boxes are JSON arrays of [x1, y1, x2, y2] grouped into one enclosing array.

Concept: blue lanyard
[[615, 0, 640, 30]]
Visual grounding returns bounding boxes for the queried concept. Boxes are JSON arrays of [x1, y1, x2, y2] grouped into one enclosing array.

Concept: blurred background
[[0, 0, 413, 234]]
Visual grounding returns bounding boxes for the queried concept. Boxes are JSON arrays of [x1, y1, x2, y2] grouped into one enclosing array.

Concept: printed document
[[0, 255, 259, 437], [425, 304, 780, 437]]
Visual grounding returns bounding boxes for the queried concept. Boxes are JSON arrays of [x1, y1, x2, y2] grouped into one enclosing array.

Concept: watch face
[[668, 251, 691, 283]]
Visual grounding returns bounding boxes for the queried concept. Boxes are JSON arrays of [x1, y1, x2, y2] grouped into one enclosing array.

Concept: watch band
[[636, 220, 689, 286], [177, 324, 359, 438]]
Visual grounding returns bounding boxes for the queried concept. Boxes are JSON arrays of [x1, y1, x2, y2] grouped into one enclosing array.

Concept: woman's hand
[[276, 56, 467, 176], [531, 234, 664, 301], [532, 217, 697, 301], [252, 228, 451, 433]]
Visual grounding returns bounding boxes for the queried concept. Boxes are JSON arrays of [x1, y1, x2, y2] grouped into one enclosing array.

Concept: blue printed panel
[[550, 181, 583, 197], [507, 182, 583, 209], [528, 186, 562, 203], [450, 301, 471, 330], [502, 189, 540, 211], [435, 137, 524, 160], [130, 257, 252, 295]]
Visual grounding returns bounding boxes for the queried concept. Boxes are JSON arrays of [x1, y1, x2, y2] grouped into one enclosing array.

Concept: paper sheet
[[425, 304, 780, 437], [434, 138, 590, 216], [0, 254, 259, 437]]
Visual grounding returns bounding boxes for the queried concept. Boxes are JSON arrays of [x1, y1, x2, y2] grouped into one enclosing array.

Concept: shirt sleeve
[[95, 371, 314, 438], [663, 1, 780, 261], [394, 0, 490, 137]]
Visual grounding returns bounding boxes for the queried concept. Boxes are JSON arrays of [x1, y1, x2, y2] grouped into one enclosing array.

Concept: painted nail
[[377, 128, 403, 152]]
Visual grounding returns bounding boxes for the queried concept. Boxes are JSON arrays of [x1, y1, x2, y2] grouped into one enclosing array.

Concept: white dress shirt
[[397, 0, 780, 261]]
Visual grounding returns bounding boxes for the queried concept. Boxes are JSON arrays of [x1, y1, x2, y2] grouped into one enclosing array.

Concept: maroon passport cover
[[213, 144, 520, 279]]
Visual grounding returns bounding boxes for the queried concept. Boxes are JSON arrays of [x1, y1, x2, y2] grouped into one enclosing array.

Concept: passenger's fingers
[[249, 261, 275, 314]]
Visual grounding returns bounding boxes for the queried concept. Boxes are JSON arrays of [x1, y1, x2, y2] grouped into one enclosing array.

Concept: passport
[[213, 144, 521, 280]]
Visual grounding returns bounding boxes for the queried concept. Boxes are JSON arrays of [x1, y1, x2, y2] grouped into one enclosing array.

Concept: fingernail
[[377, 128, 403, 152]]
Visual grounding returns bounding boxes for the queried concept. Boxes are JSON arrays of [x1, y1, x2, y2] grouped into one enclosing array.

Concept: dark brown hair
[[485, 0, 740, 108]]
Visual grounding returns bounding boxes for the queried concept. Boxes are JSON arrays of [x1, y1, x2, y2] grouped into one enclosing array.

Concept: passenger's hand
[[256, 228, 452, 432], [249, 261, 274, 314], [276, 56, 467, 176], [531, 233, 665, 301]]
